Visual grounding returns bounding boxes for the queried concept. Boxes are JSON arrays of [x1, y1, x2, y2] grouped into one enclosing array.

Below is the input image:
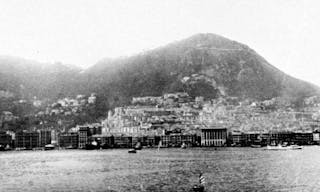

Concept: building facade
[[201, 128, 227, 147], [59, 133, 79, 148], [78, 126, 90, 149], [15, 131, 39, 149]]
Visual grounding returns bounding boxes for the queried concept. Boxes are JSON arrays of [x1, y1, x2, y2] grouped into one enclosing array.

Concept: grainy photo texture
[[0, 0, 320, 191]]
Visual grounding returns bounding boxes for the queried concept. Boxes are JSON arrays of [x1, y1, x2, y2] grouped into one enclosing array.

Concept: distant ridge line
[[194, 47, 244, 51]]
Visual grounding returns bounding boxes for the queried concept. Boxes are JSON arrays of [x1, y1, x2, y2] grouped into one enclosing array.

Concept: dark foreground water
[[0, 147, 320, 192]]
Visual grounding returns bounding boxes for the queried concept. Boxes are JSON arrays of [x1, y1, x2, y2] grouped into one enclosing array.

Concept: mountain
[[0, 33, 319, 113], [0, 55, 81, 100], [82, 33, 320, 108]]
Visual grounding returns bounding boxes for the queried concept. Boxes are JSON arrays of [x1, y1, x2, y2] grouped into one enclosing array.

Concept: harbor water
[[0, 147, 320, 192]]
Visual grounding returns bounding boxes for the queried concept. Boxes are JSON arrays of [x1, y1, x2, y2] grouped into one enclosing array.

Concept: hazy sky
[[0, 0, 320, 86]]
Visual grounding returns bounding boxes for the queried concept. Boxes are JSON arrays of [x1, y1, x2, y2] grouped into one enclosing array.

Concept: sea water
[[0, 147, 319, 192]]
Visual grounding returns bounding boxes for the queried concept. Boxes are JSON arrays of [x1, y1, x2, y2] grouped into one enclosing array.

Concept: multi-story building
[[15, 131, 39, 149], [38, 130, 52, 147], [78, 126, 90, 149], [59, 132, 79, 148], [229, 131, 244, 146], [201, 127, 227, 147], [160, 134, 198, 147], [0, 131, 12, 148], [88, 124, 102, 135]]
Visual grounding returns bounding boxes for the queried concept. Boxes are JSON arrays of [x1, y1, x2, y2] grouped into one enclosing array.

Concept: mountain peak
[[0, 33, 318, 109], [84, 33, 320, 108], [173, 33, 247, 50]]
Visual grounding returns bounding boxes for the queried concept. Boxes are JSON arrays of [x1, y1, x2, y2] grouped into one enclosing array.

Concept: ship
[[266, 144, 302, 150], [85, 141, 99, 150], [250, 144, 263, 148], [134, 142, 142, 150], [128, 149, 137, 153], [44, 144, 55, 150], [192, 173, 205, 192]]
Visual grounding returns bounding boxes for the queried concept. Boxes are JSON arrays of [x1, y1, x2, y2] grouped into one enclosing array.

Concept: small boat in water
[[44, 144, 55, 150], [192, 173, 205, 192], [192, 185, 205, 192], [291, 145, 303, 150], [266, 144, 302, 150], [128, 149, 137, 153], [181, 142, 187, 149], [85, 141, 99, 150], [5, 144, 12, 151], [251, 144, 262, 148], [134, 142, 142, 150], [65, 145, 77, 149]]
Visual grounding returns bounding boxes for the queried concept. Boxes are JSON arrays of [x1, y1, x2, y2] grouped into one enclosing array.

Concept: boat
[[65, 145, 77, 149], [85, 144, 98, 150], [134, 142, 142, 150], [15, 147, 26, 151], [251, 138, 263, 148], [290, 145, 303, 150], [5, 144, 12, 151], [128, 149, 137, 153], [251, 144, 262, 148], [85, 141, 99, 150], [181, 142, 187, 149], [44, 144, 55, 150], [192, 173, 205, 192], [266, 144, 303, 150], [192, 185, 205, 192]]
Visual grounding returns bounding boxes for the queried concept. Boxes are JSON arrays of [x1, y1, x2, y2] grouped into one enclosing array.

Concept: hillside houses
[[100, 93, 320, 138], [102, 93, 202, 137], [2, 91, 320, 149]]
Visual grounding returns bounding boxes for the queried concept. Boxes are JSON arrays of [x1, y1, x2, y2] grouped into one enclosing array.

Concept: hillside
[[0, 56, 81, 100], [82, 33, 320, 108], [0, 33, 319, 114]]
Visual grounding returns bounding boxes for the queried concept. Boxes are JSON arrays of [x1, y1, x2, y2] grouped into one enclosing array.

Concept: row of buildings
[[2, 93, 320, 150], [2, 126, 320, 150], [0, 130, 52, 149]]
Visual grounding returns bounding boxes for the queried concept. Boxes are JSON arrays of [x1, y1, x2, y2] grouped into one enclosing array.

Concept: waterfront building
[[230, 131, 245, 146], [0, 131, 12, 147], [15, 131, 39, 149], [91, 135, 114, 148], [229, 131, 315, 146], [59, 132, 79, 148], [201, 127, 227, 146], [313, 129, 320, 144], [160, 134, 198, 147], [78, 126, 90, 149], [292, 131, 313, 145], [140, 136, 159, 147], [38, 130, 52, 147], [51, 130, 58, 145], [113, 136, 132, 148]]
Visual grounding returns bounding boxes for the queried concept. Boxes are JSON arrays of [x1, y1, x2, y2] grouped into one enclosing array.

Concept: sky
[[0, 0, 320, 86]]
